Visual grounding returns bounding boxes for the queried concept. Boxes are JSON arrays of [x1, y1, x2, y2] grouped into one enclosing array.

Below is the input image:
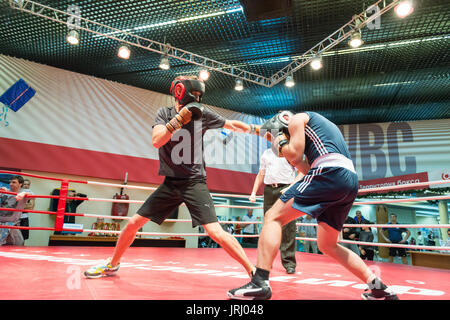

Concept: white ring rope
[[358, 179, 450, 193], [3, 171, 449, 252], [85, 179, 449, 195], [86, 194, 450, 207], [81, 229, 450, 251], [86, 181, 263, 198]]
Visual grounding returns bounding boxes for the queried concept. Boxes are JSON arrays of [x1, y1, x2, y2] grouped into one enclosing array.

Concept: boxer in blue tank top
[[228, 111, 399, 301]]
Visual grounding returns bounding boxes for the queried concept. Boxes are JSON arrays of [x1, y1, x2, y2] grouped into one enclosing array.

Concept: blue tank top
[[303, 111, 351, 165]]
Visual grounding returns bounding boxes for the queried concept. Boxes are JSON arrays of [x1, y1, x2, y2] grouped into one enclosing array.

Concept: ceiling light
[[199, 69, 210, 81], [395, 1, 414, 18], [66, 29, 79, 45], [159, 55, 170, 70], [310, 57, 322, 70], [349, 32, 364, 48], [235, 79, 244, 91], [117, 44, 131, 59], [285, 75, 295, 87]]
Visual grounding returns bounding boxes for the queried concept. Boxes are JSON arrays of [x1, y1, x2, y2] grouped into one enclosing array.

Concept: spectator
[[380, 213, 410, 264], [0, 175, 32, 246], [242, 209, 258, 247], [299, 214, 318, 254], [410, 237, 416, 246], [234, 216, 242, 244], [225, 219, 234, 234], [358, 224, 375, 261], [427, 233, 436, 247], [341, 216, 359, 255], [441, 229, 450, 254], [20, 178, 34, 241], [417, 231, 425, 250], [353, 210, 369, 239], [51, 189, 87, 235], [354, 210, 369, 225]]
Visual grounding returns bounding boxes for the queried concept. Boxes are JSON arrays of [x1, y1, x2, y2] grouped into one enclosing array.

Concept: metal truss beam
[[9, 0, 401, 88], [268, 0, 401, 87]]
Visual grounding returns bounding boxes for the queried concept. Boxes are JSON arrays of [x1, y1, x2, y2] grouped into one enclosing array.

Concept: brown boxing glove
[[166, 106, 193, 133]]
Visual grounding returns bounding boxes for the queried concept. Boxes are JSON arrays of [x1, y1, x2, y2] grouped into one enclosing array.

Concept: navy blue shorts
[[280, 166, 359, 231]]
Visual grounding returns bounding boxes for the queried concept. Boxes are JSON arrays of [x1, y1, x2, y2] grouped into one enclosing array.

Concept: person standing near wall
[[20, 178, 34, 242], [380, 213, 410, 264], [0, 175, 32, 246], [358, 224, 375, 261], [242, 209, 258, 247]]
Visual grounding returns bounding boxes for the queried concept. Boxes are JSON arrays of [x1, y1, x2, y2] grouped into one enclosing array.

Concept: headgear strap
[[170, 79, 205, 106]]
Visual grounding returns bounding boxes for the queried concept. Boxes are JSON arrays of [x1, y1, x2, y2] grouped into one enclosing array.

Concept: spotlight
[[395, 1, 414, 18], [117, 45, 131, 59], [310, 56, 322, 70], [199, 69, 210, 81], [159, 55, 170, 70], [285, 75, 295, 87], [235, 79, 244, 91], [349, 32, 364, 48], [66, 29, 79, 45]]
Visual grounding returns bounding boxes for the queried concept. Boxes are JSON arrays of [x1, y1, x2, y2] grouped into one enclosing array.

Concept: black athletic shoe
[[227, 280, 272, 300], [361, 278, 399, 300]]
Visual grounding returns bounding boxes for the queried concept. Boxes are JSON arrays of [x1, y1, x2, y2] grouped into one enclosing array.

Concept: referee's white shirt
[[259, 148, 296, 185]]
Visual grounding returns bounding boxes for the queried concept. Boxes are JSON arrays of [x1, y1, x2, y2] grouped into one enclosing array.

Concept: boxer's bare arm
[[152, 124, 172, 149], [224, 120, 251, 133]]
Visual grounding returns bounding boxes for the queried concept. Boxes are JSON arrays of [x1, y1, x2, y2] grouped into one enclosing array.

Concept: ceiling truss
[[9, 0, 402, 87]]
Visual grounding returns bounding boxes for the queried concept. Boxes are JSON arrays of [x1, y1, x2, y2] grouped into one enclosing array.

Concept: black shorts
[[389, 246, 407, 257], [137, 177, 218, 227]]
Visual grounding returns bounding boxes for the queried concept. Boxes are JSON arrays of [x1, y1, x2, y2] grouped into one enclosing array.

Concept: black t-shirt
[[153, 106, 226, 179]]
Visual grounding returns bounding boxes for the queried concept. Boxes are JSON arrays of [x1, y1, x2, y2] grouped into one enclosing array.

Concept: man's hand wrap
[[166, 102, 204, 133], [250, 124, 261, 135]]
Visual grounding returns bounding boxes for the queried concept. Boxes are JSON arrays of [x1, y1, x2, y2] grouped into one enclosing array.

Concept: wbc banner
[[338, 120, 450, 182]]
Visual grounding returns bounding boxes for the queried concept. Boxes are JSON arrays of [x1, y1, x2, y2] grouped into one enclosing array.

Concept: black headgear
[[170, 79, 205, 106]]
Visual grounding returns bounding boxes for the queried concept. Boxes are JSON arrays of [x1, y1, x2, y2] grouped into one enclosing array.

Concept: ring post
[[55, 180, 69, 232]]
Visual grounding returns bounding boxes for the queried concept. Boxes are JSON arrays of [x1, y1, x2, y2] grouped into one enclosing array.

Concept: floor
[[0, 246, 448, 300]]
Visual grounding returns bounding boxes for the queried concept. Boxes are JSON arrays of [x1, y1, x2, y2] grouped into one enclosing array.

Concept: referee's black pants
[[263, 184, 297, 271]]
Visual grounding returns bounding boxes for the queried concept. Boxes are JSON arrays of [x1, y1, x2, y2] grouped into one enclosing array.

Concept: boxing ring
[[0, 170, 449, 300]]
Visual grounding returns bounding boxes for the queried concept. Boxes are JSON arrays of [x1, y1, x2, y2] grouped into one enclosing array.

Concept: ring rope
[[1, 223, 448, 252], [1, 206, 449, 229], [2, 170, 448, 199], [70, 228, 450, 251], [4, 188, 448, 210], [358, 179, 450, 193], [1, 170, 449, 252]]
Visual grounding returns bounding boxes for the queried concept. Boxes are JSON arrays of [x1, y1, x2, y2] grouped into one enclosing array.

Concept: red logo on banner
[[442, 172, 450, 180]]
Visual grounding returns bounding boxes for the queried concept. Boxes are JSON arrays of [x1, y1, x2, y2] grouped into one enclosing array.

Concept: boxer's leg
[[110, 214, 149, 266], [203, 222, 255, 278]]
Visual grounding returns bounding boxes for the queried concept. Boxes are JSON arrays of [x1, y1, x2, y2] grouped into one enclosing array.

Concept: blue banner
[[0, 78, 36, 112]]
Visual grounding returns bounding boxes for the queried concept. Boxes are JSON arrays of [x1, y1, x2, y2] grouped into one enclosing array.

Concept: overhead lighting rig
[[9, 0, 407, 88]]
